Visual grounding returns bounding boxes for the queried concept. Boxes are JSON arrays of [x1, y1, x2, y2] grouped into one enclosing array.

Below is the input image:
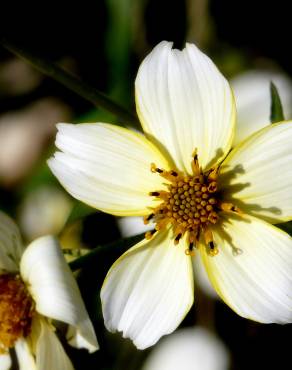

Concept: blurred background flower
[[142, 327, 230, 370], [231, 70, 292, 146], [18, 184, 72, 240]]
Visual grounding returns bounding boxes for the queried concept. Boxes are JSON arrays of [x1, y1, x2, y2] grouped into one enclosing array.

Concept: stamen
[[207, 167, 218, 182], [191, 149, 200, 175], [220, 202, 242, 215], [185, 242, 196, 256], [208, 241, 219, 256], [174, 233, 182, 245], [143, 213, 154, 224], [203, 228, 218, 256], [145, 229, 157, 239]]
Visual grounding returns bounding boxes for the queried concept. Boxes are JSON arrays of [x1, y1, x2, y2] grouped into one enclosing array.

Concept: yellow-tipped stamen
[[203, 228, 218, 256], [145, 229, 157, 240], [191, 149, 200, 176], [220, 202, 242, 215]]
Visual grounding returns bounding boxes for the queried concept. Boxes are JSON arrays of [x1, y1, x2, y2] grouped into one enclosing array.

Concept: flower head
[[0, 211, 98, 369], [48, 41, 292, 349]]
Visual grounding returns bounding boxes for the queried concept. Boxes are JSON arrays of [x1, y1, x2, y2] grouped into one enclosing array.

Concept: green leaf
[[270, 82, 285, 123]]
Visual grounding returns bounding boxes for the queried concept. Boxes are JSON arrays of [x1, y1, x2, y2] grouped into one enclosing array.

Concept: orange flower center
[[144, 151, 241, 256], [0, 273, 35, 353]]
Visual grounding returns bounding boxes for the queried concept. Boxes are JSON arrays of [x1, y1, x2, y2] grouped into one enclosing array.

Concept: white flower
[[48, 41, 292, 349], [142, 327, 229, 370], [0, 211, 98, 369], [18, 185, 73, 241]]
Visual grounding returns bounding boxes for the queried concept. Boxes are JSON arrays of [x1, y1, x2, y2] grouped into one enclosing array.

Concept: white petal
[[20, 235, 99, 353], [201, 215, 292, 323], [0, 211, 23, 273], [135, 41, 235, 172], [15, 339, 36, 370], [221, 121, 292, 223], [231, 70, 292, 146], [101, 229, 194, 349], [48, 122, 169, 216], [35, 319, 73, 370], [142, 327, 229, 370], [0, 353, 11, 370], [117, 216, 154, 238]]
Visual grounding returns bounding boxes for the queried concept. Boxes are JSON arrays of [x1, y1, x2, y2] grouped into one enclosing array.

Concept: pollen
[[145, 151, 241, 256], [0, 273, 35, 353]]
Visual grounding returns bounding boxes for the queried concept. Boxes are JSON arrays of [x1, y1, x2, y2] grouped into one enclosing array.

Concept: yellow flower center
[[0, 273, 35, 353], [144, 151, 241, 256]]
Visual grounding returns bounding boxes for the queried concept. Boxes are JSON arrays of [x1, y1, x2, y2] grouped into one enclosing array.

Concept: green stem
[[0, 37, 140, 127], [69, 233, 144, 271]]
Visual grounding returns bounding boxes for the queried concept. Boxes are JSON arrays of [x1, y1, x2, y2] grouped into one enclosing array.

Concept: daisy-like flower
[[48, 41, 292, 349], [0, 211, 98, 369]]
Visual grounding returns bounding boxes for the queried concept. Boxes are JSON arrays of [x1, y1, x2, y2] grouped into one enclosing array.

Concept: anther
[[150, 163, 159, 173], [143, 213, 154, 224], [208, 241, 219, 256], [192, 149, 200, 175], [185, 242, 196, 256], [145, 229, 157, 239], [220, 202, 242, 214], [149, 191, 160, 196], [174, 233, 182, 245]]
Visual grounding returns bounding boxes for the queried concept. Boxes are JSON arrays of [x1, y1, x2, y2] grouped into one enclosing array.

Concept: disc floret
[[144, 151, 240, 256], [0, 273, 35, 353]]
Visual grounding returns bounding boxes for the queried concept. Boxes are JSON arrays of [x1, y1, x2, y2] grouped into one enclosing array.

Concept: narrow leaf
[[270, 82, 285, 123], [69, 232, 145, 271]]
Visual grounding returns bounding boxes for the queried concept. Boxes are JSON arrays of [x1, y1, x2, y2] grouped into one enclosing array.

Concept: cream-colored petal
[[101, 229, 194, 349], [20, 236, 99, 353], [201, 215, 292, 323], [0, 211, 23, 273], [14, 339, 36, 370], [48, 122, 169, 216], [0, 353, 11, 370], [221, 121, 292, 223], [135, 41, 235, 172], [35, 319, 73, 370]]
